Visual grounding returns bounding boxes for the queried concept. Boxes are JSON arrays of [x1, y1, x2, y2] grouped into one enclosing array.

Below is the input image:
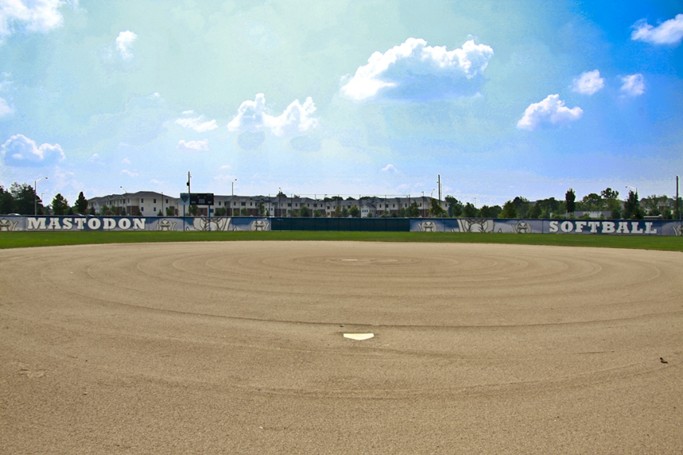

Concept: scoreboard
[[180, 193, 214, 205]]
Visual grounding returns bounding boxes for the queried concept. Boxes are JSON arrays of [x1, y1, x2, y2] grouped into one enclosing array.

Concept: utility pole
[[677, 175, 680, 221], [187, 171, 191, 216], [231, 178, 237, 217], [34, 176, 47, 216], [437, 174, 442, 201]]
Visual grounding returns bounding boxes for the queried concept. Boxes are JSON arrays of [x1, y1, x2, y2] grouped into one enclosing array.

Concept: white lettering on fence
[[25, 217, 146, 231], [546, 220, 657, 235]]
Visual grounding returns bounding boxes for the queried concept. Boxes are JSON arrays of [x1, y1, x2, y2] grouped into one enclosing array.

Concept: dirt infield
[[1, 241, 681, 454]]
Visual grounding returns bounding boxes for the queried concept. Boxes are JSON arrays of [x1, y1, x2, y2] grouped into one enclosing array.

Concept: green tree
[[501, 200, 517, 218], [534, 197, 561, 218], [601, 188, 621, 218], [75, 191, 88, 214], [445, 195, 463, 217], [462, 202, 478, 217], [565, 189, 576, 217], [641, 195, 668, 217], [480, 205, 501, 218], [51, 193, 69, 215], [10, 183, 40, 215], [406, 202, 420, 217], [623, 190, 643, 219], [510, 196, 530, 218], [429, 199, 446, 217], [349, 205, 360, 218], [580, 193, 603, 212], [0, 185, 14, 213], [527, 203, 542, 219], [601, 187, 619, 200]]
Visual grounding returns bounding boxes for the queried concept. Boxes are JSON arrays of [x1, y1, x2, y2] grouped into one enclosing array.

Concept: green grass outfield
[[1, 230, 681, 251]]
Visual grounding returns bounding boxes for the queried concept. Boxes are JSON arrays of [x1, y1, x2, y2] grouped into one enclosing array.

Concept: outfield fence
[[1, 215, 682, 236]]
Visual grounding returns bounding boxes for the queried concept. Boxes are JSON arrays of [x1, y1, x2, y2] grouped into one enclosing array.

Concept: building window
[[153, 199, 157, 204]]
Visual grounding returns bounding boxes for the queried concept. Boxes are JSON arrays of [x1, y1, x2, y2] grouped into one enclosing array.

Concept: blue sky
[[1, 0, 682, 206]]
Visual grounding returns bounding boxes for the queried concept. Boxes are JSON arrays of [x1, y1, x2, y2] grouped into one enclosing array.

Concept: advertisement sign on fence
[[1, 216, 681, 235], [410, 219, 682, 236], [0, 216, 270, 232]]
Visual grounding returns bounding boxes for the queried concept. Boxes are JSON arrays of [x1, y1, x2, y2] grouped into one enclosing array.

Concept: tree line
[[0, 183, 89, 216], [1, 181, 681, 220], [444, 187, 679, 220]]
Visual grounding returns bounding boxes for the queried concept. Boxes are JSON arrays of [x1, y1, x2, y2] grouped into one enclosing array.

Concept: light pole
[[34, 176, 47, 215], [231, 178, 237, 216], [120, 186, 127, 215]]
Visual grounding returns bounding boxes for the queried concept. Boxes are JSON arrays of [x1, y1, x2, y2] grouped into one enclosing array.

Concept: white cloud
[[175, 114, 218, 132], [88, 153, 101, 162], [0, 97, 12, 117], [0, 0, 65, 41], [1, 133, 65, 166], [631, 14, 683, 45], [227, 93, 318, 137], [340, 38, 494, 101], [116, 30, 137, 60], [268, 97, 318, 136], [381, 164, 398, 173], [121, 169, 139, 177], [620, 74, 645, 97], [517, 94, 583, 131], [571, 70, 604, 95], [177, 139, 209, 152]]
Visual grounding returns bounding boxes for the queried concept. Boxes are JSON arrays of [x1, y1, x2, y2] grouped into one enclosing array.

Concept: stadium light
[[34, 176, 47, 215]]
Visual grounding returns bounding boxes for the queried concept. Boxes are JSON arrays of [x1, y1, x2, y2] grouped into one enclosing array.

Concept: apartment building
[[89, 192, 448, 218], [88, 191, 179, 216]]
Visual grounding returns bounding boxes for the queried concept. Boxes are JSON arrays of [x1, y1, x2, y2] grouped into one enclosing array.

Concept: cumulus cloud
[[1, 134, 65, 166], [175, 112, 218, 132], [620, 73, 645, 97], [116, 30, 137, 59], [381, 164, 399, 173], [631, 14, 683, 45], [227, 93, 318, 137], [121, 169, 139, 177], [340, 38, 494, 101], [0, 97, 12, 117], [0, 0, 66, 41], [177, 139, 209, 152], [517, 94, 583, 131], [571, 70, 604, 95]]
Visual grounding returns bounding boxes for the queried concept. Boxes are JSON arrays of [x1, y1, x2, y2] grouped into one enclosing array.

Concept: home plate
[[343, 333, 375, 341]]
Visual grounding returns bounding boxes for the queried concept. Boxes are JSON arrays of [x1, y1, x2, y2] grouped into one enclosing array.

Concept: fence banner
[[1, 216, 681, 235], [0, 216, 271, 232], [410, 218, 683, 236]]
